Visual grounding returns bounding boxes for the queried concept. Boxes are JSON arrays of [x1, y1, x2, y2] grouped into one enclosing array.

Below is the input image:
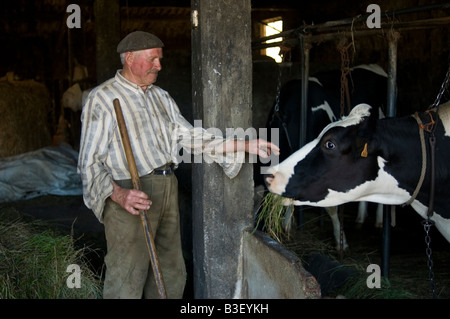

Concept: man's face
[[128, 48, 163, 87]]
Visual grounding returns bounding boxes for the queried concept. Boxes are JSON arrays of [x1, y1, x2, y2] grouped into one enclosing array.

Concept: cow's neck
[[375, 115, 422, 188], [375, 112, 449, 219]]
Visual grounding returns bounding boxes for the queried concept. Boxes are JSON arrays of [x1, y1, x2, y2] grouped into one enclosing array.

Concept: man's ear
[[124, 52, 134, 67]]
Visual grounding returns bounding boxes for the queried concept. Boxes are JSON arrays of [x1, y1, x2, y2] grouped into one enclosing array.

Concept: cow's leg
[[325, 206, 349, 251], [356, 202, 384, 228], [356, 202, 369, 225], [375, 203, 383, 228]]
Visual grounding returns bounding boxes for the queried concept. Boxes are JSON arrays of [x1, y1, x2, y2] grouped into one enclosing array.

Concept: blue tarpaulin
[[0, 143, 82, 203]]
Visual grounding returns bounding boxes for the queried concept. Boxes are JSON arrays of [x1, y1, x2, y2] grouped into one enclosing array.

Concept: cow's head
[[266, 103, 388, 207]]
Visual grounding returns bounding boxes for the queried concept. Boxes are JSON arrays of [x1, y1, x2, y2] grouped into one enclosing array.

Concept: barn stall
[[0, 0, 449, 300]]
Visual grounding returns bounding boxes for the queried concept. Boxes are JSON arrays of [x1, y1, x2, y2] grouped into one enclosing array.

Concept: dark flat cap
[[117, 31, 164, 53]]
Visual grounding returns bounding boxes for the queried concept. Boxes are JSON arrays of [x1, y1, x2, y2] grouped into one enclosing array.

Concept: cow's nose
[[265, 174, 274, 187]]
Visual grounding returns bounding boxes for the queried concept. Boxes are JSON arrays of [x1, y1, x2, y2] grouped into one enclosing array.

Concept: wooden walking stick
[[113, 98, 167, 299]]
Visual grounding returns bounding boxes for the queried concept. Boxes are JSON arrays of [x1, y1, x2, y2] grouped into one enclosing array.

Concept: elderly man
[[78, 31, 279, 299]]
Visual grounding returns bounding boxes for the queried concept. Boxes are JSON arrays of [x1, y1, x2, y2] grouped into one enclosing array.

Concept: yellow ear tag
[[361, 143, 368, 158]]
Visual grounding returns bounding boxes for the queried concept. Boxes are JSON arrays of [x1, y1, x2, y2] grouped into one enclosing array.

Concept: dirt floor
[[1, 195, 449, 299]]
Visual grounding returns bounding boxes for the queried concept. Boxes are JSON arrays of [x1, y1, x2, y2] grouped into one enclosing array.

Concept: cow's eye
[[324, 140, 336, 149]]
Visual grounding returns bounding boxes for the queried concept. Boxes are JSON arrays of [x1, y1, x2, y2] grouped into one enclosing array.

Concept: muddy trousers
[[102, 173, 186, 299]]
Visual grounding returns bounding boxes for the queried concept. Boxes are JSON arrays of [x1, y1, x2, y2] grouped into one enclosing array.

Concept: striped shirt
[[78, 70, 244, 222]]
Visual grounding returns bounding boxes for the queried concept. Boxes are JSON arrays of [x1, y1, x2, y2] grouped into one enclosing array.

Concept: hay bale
[[0, 79, 52, 158]]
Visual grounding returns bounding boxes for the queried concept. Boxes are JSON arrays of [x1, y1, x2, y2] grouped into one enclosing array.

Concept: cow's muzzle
[[264, 174, 274, 189]]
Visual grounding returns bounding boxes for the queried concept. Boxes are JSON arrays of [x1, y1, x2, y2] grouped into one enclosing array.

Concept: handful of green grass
[[254, 192, 294, 243]]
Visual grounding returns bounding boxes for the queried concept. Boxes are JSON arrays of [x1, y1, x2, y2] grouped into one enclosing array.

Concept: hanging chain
[[274, 64, 283, 114], [338, 38, 353, 117], [270, 61, 295, 152], [422, 218, 437, 298], [336, 38, 353, 262], [430, 64, 450, 109], [418, 60, 450, 299]]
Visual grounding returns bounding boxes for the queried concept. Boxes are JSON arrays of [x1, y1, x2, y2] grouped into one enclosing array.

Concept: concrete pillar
[[94, 0, 121, 84], [191, 0, 253, 298]]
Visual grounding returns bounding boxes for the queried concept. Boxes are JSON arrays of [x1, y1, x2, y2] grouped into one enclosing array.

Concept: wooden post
[[191, 0, 253, 298]]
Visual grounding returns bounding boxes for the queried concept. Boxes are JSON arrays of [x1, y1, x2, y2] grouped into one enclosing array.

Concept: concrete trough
[[234, 229, 321, 299]]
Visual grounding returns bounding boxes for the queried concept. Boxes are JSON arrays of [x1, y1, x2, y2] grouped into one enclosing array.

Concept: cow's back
[[313, 66, 387, 118]]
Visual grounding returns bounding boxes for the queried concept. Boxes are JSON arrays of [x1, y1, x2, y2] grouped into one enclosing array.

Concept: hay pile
[[0, 78, 52, 158], [0, 207, 103, 299]]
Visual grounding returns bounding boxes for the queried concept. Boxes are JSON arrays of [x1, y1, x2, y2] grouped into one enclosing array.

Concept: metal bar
[[251, 29, 296, 45], [381, 31, 400, 279], [296, 34, 311, 230], [299, 34, 310, 148], [302, 3, 450, 33], [252, 17, 450, 49], [252, 16, 450, 50], [252, 40, 283, 50], [387, 31, 399, 118], [382, 205, 392, 279], [308, 16, 450, 36]]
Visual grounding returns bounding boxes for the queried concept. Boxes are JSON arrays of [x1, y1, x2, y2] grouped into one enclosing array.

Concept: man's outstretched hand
[[243, 139, 280, 158]]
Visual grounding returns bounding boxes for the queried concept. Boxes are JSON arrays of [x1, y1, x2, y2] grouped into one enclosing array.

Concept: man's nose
[[154, 60, 162, 71]]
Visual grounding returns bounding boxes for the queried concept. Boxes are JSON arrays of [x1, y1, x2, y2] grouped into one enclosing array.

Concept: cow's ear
[[353, 135, 370, 159], [354, 108, 377, 158], [357, 106, 378, 138]]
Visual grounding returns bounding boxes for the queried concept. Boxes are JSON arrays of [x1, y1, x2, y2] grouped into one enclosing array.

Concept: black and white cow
[[260, 64, 387, 249], [266, 102, 450, 243]]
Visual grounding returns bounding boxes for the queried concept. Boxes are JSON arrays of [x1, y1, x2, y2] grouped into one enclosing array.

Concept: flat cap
[[117, 31, 164, 54]]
